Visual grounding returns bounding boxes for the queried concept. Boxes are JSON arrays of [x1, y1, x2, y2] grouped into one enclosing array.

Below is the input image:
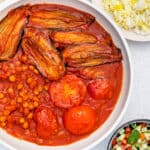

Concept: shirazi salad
[[102, 0, 150, 35], [111, 122, 150, 150]]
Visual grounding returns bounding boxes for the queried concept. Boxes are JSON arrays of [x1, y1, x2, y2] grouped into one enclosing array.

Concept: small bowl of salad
[[108, 119, 150, 150]]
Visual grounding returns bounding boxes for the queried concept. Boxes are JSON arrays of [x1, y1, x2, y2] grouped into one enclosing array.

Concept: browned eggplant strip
[[28, 16, 90, 29], [67, 57, 121, 67], [63, 44, 122, 67], [67, 67, 105, 80], [51, 31, 97, 44], [63, 44, 113, 59], [67, 63, 120, 80], [30, 4, 95, 25], [22, 28, 65, 80], [0, 6, 28, 60], [29, 10, 84, 22], [1, 18, 27, 60], [24, 28, 54, 53]]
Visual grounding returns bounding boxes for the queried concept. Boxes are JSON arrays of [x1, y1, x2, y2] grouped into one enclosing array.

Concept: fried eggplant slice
[[51, 31, 97, 45], [30, 4, 95, 24], [0, 6, 28, 60], [22, 28, 65, 80], [68, 57, 121, 68], [29, 10, 84, 22], [28, 8, 95, 29], [67, 67, 105, 80], [28, 17, 90, 29], [63, 44, 122, 67], [67, 63, 120, 80], [24, 28, 53, 52]]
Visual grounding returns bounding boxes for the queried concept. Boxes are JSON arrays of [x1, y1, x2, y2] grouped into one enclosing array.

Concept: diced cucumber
[[144, 133, 150, 140], [143, 131, 150, 133], [141, 127, 147, 132], [137, 138, 143, 144], [132, 145, 138, 150], [116, 134, 125, 142], [135, 125, 142, 132], [113, 145, 122, 150], [131, 123, 137, 129], [141, 143, 148, 149], [118, 128, 125, 135], [147, 146, 150, 150]]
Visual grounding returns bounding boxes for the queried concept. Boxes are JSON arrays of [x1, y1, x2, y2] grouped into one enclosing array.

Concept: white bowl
[[0, 0, 132, 150]]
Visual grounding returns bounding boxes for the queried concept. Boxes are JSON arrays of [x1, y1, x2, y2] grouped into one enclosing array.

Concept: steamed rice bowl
[[102, 0, 150, 35]]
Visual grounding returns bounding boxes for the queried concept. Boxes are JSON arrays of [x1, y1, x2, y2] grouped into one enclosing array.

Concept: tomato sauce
[[0, 4, 123, 146]]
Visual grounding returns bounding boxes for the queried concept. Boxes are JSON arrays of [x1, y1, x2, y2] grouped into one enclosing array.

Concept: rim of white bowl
[[0, 0, 133, 150]]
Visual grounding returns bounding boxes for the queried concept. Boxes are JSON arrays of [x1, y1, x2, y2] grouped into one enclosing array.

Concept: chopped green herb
[[128, 129, 140, 145], [131, 123, 137, 129]]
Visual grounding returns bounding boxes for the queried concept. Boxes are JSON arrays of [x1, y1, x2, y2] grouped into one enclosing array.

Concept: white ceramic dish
[[0, 0, 132, 149], [92, 0, 150, 42]]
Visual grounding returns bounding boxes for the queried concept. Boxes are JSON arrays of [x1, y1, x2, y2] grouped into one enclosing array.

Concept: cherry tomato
[[64, 105, 97, 135], [87, 79, 113, 100], [112, 138, 117, 146], [50, 74, 86, 108], [34, 106, 58, 138]]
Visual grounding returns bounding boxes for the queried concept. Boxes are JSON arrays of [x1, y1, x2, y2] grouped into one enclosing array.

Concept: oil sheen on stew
[[0, 4, 123, 145]]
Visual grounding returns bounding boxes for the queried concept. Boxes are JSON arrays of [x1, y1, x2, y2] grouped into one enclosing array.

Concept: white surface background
[[0, 0, 150, 149]]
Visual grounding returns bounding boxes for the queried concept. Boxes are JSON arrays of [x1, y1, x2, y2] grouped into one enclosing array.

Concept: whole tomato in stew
[[87, 79, 113, 100], [50, 74, 86, 108], [64, 105, 97, 135], [34, 106, 58, 138]]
